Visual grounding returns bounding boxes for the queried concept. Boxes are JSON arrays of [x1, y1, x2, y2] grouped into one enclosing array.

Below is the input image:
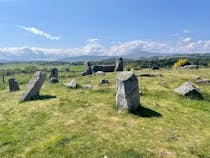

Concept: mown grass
[[0, 67, 210, 158]]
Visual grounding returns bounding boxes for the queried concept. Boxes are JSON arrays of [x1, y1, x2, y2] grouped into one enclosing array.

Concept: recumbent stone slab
[[175, 82, 203, 99]]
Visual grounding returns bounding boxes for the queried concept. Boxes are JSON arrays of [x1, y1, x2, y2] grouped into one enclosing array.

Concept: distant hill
[[57, 51, 171, 62], [57, 55, 115, 62], [123, 51, 169, 59]]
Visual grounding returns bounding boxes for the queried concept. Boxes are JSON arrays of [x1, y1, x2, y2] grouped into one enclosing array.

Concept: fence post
[[2, 74, 5, 83]]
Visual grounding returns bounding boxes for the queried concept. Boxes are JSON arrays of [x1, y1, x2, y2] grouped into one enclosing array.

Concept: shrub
[[173, 59, 190, 68]]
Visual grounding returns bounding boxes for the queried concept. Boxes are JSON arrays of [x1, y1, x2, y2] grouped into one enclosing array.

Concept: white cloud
[[1, 37, 210, 60], [184, 29, 192, 34], [16, 25, 60, 40], [182, 37, 192, 43], [86, 38, 99, 43]]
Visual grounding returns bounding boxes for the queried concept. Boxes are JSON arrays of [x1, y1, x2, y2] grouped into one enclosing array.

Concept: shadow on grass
[[34, 95, 57, 101], [132, 105, 162, 118], [203, 93, 210, 102]]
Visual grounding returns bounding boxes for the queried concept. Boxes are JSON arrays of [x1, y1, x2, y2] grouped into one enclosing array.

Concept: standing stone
[[116, 71, 140, 112], [115, 57, 123, 71], [49, 68, 59, 83], [86, 66, 93, 75], [175, 82, 203, 99], [82, 66, 92, 76], [8, 78, 20, 92], [20, 71, 46, 101], [84, 61, 91, 67]]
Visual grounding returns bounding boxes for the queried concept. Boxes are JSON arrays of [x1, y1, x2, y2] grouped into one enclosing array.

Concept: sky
[[0, 0, 210, 59]]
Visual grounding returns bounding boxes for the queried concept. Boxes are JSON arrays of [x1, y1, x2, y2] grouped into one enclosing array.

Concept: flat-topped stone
[[196, 79, 210, 84], [116, 71, 140, 112]]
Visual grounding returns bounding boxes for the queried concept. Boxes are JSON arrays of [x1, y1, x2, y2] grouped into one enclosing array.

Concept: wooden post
[[2, 74, 5, 83]]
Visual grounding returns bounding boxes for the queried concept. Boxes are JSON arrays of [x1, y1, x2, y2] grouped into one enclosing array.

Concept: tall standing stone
[[49, 68, 59, 83], [116, 71, 140, 112], [84, 61, 91, 68], [115, 57, 123, 71], [8, 78, 20, 92], [20, 71, 46, 101]]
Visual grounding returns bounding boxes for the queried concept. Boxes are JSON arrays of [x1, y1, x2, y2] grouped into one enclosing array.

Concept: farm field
[[0, 67, 210, 158]]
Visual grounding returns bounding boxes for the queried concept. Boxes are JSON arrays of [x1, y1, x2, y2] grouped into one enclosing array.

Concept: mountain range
[[0, 49, 178, 62]]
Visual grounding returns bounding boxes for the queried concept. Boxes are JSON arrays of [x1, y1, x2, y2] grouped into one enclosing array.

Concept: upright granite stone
[[115, 57, 123, 71], [8, 78, 20, 92], [84, 61, 91, 67], [20, 71, 46, 101], [86, 66, 93, 75], [49, 68, 59, 83], [175, 82, 203, 99], [116, 71, 140, 112]]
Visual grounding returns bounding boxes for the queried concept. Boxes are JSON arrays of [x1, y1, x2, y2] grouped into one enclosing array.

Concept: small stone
[[64, 79, 78, 88], [140, 73, 153, 77], [175, 82, 203, 99], [194, 76, 201, 80], [182, 65, 198, 69], [82, 85, 93, 89], [81, 72, 87, 76], [196, 79, 210, 84], [95, 71, 105, 75]]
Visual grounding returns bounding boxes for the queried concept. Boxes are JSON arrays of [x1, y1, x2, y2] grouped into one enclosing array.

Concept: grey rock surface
[[196, 79, 210, 84], [64, 79, 78, 88], [20, 71, 46, 101], [49, 68, 58, 78], [100, 79, 109, 84], [50, 77, 59, 83], [8, 78, 20, 92], [95, 71, 105, 76], [115, 57, 123, 71], [175, 82, 203, 99], [116, 71, 140, 112], [49, 68, 59, 83], [182, 65, 198, 69]]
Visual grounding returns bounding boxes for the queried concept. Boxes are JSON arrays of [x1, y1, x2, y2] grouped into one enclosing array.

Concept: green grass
[[0, 68, 210, 158]]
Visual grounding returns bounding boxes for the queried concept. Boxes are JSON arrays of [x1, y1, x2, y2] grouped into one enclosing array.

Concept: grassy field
[[0, 67, 210, 158]]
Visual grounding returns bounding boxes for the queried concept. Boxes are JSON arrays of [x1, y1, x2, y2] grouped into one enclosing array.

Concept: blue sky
[[0, 0, 210, 59]]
